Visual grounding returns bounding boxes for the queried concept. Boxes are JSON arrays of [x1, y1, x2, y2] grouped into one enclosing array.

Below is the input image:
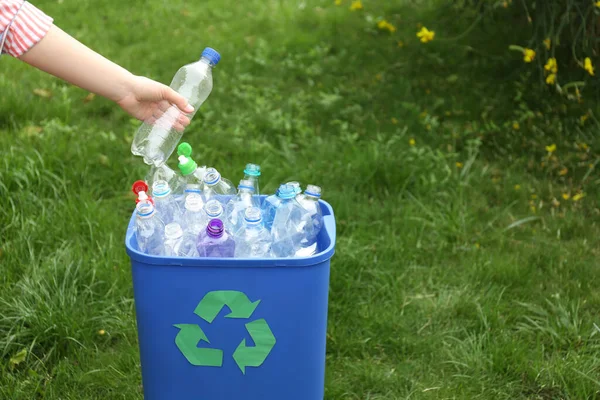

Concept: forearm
[[19, 25, 134, 102]]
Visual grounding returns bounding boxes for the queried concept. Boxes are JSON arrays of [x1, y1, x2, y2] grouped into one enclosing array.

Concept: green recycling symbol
[[173, 290, 276, 374]]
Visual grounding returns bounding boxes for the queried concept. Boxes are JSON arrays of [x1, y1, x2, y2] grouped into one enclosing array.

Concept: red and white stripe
[[1, 1, 53, 58]]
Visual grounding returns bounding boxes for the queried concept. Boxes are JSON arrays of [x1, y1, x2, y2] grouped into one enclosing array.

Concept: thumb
[[162, 85, 194, 113]]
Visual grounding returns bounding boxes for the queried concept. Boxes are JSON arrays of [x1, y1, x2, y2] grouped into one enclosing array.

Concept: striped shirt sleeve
[[0, 1, 53, 58]]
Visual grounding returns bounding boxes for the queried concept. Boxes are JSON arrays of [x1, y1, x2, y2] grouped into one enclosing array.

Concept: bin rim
[[125, 199, 336, 268]]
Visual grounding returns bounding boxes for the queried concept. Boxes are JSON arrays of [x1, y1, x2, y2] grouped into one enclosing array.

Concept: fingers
[[161, 85, 194, 113]]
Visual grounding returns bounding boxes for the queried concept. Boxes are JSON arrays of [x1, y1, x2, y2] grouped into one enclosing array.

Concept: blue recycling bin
[[125, 199, 336, 400]]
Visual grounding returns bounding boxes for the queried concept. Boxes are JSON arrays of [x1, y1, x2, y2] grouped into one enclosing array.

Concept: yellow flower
[[523, 48, 536, 63], [580, 114, 589, 125], [558, 167, 568, 176], [512, 122, 520, 130], [375, 73, 383, 81], [514, 184, 521, 190], [545, 74, 556, 85], [562, 193, 571, 200], [596, 1, 600, 7], [530, 205, 537, 213], [335, 0, 342, 5], [543, 38, 551, 50], [349, 0, 361, 9], [584, 57, 594, 76], [416, 27, 435, 43], [572, 192, 585, 202], [545, 143, 557, 153], [531, 194, 538, 200], [397, 40, 404, 48], [391, 117, 398, 124], [456, 162, 464, 169], [349, 0, 362, 11], [377, 20, 396, 33], [474, 242, 480, 249], [544, 58, 557, 74], [409, 138, 416, 146], [98, 329, 106, 335]]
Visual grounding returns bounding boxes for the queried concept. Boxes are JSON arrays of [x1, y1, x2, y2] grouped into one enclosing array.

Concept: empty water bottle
[[135, 200, 165, 255], [234, 207, 273, 258], [201, 199, 225, 229], [268, 184, 312, 258], [178, 194, 205, 258], [145, 164, 184, 195], [163, 222, 184, 256], [287, 181, 302, 196], [177, 142, 207, 197], [202, 167, 236, 203], [225, 179, 259, 233], [152, 180, 183, 225], [262, 184, 298, 230], [131, 48, 221, 166], [196, 218, 235, 257], [243, 163, 261, 195], [296, 184, 323, 256]]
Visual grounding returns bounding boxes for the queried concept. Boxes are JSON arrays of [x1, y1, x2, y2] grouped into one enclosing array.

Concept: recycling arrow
[[233, 319, 276, 374], [194, 290, 261, 323], [173, 324, 223, 367]]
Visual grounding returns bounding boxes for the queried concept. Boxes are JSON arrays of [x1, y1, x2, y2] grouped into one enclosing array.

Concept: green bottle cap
[[178, 142, 192, 157], [177, 142, 197, 176]]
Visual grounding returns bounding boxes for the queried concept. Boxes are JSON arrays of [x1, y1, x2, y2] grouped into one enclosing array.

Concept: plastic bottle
[[134, 200, 165, 255], [295, 184, 323, 257], [146, 164, 184, 195], [152, 180, 183, 225], [163, 222, 184, 256], [268, 184, 312, 258], [225, 179, 259, 233], [178, 194, 205, 258], [286, 181, 302, 196], [196, 218, 235, 258], [131, 47, 221, 166], [201, 199, 225, 229], [202, 167, 236, 203], [177, 142, 207, 198], [243, 163, 261, 195], [234, 207, 272, 258]]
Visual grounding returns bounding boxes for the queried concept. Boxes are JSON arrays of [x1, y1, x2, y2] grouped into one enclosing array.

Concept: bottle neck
[[199, 57, 215, 68]]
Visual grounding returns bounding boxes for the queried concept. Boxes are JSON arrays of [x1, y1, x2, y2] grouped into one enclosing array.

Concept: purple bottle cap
[[206, 218, 224, 238]]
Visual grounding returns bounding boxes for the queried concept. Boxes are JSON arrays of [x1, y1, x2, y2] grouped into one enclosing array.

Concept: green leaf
[[9, 349, 27, 366]]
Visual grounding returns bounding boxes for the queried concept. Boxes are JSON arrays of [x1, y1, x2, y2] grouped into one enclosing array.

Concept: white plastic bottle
[[131, 47, 221, 166]]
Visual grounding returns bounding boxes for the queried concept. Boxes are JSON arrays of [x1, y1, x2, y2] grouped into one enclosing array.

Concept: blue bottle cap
[[201, 47, 221, 65], [277, 184, 296, 200]]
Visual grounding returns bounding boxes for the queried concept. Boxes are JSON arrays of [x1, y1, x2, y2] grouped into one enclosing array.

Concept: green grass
[[1, 0, 600, 398]]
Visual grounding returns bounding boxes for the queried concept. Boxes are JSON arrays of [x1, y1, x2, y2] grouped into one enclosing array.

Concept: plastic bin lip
[[125, 199, 336, 268]]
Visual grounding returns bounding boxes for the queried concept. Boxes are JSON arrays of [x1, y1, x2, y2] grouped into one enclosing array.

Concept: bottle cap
[[201, 47, 221, 65], [132, 180, 154, 204], [277, 184, 296, 200], [244, 163, 261, 177], [206, 218, 224, 238]]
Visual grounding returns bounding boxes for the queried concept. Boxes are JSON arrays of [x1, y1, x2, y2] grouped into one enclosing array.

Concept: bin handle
[[323, 214, 336, 246]]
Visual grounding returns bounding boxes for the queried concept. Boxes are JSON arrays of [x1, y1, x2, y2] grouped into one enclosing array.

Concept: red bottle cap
[[132, 180, 154, 204]]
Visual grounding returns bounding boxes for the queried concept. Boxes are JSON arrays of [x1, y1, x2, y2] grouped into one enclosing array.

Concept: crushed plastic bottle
[[225, 179, 259, 233], [234, 207, 272, 258], [152, 180, 183, 225], [131, 47, 221, 166], [146, 164, 184, 195], [202, 167, 236, 203], [295, 184, 323, 257], [243, 163, 261, 195], [163, 222, 184, 256], [135, 200, 165, 255], [268, 184, 312, 258]]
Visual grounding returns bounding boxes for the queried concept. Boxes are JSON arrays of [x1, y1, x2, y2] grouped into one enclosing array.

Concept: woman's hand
[[117, 76, 194, 131]]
